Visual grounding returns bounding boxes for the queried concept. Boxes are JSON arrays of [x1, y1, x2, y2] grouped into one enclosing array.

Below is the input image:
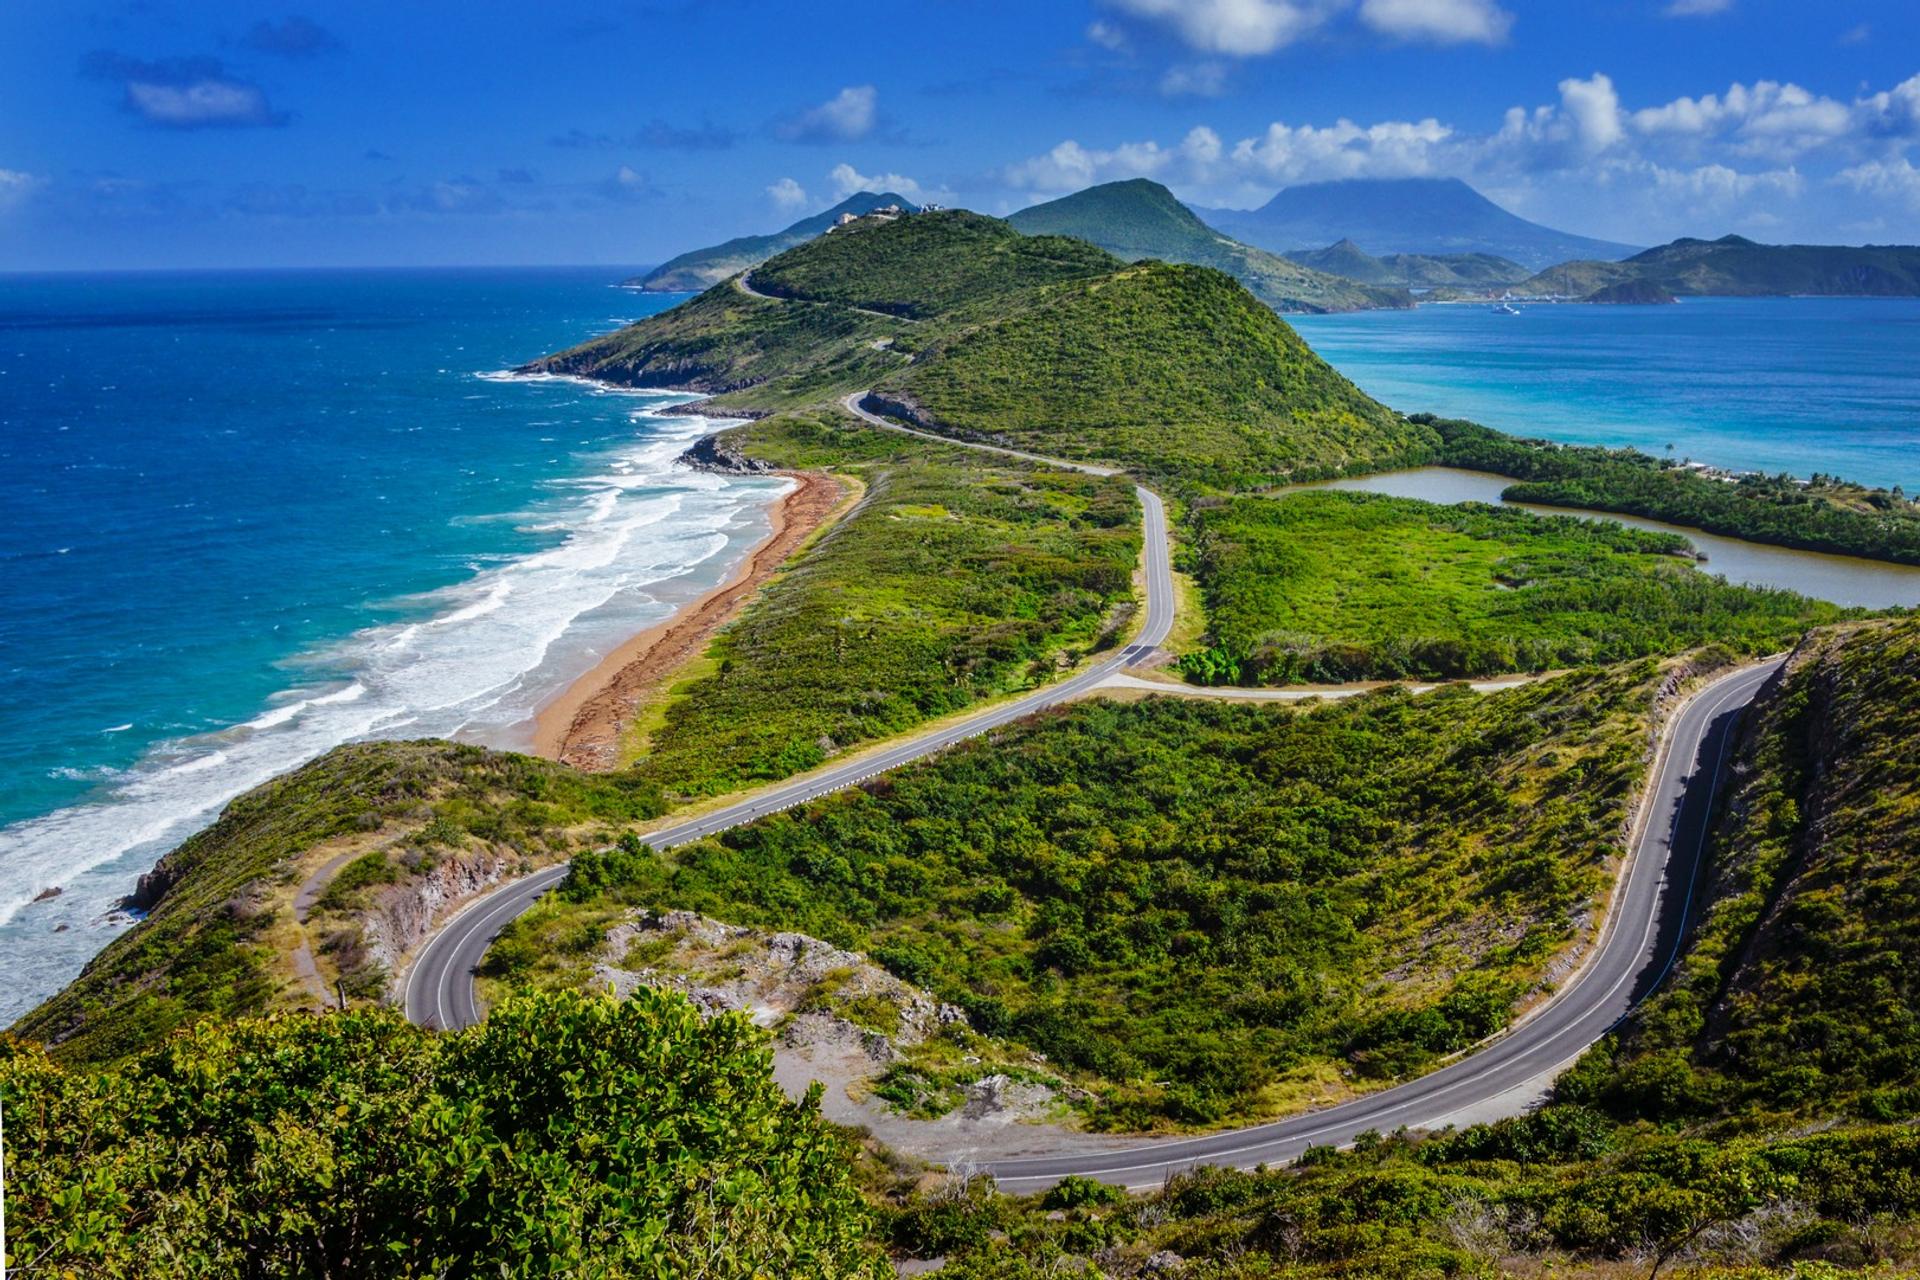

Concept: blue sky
[[2, 0, 1917, 269]]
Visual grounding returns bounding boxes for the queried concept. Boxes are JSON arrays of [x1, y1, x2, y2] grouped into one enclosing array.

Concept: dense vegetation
[[1566, 617, 1920, 1126], [629, 190, 916, 292], [13, 741, 658, 1065], [538, 209, 1431, 490], [886, 262, 1433, 491], [750, 209, 1117, 320], [546, 664, 1669, 1127], [1513, 234, 1920, 300], [895, 1122, 1920, 1277], [1283, 237, 1529, 288], [1432, 415, 1920, 565], [530, 277, 901, 412], [4, 989, 884, 1278], [1178, 490, 1845, 685], [625, 412, 1140, 796], [1005, 179, 1411, 313]]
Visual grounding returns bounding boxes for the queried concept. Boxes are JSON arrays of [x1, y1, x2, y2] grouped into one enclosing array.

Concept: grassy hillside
[[1006, 180, 1411, 313], [880, 262, 1434, 491], [1285, 237, 1529, 288], [628, 190, 915, 292], [533, 209, 1429, 489], [1178, 490, 1848, 685], [624, 412, 1141, 798], [529, 278, 902, 412], [1567, 617, 1920, 1125], [517, 661, 1679, 1129], [750, 209, 1117, 319], [1431, 415, 1920, 565]]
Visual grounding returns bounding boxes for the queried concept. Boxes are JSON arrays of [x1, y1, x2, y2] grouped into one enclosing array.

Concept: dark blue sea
[[4, 278, 1920, 1022], [0, 269, 788, 1020]]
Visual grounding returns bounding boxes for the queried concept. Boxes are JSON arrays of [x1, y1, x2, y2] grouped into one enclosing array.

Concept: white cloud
[[766, 177, 809, 211], [828, 162, 939, 204], [1231, 117, 1453, 181], [1104, 0, 1334, 56], [0, 168, 41, 211], [1559, 73, 1625, 153], [1086, 20, 1130, 51], [1003, 127, 1224, 193], [776, 86, 878, 144], [1357, 0, 1513, 45], [1838, 157, 1920, 209], [1161, 62, 1230, 98], [126, 79, 279, 129], [1664, 0, 1733, 15]]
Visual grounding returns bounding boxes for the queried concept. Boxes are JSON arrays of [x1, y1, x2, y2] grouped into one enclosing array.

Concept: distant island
[[1283, 237, 1530, 289], [1505, 233, 1920, 300], [1005, 179, 1410, 313], [624, 190, 920, 292], [1193, 176, 1641, 270]]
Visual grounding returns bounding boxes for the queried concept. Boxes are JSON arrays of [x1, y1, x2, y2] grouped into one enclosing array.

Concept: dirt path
[[290, 850, 357, 1006], [532, 471, 845, 771]]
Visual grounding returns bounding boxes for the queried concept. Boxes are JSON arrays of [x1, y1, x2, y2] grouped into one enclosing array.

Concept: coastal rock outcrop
[[678, 432, 777, 474]]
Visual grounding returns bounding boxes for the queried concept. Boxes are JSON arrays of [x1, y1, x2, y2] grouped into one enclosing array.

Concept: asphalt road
[[402, 391, 1779, 1191], [405, 394, 1170, 1031]]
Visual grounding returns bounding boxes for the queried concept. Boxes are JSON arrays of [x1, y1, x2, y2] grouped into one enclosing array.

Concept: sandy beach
[[531, 470, 846, 771]]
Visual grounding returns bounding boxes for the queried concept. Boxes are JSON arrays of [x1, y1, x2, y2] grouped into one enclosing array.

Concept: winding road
[[403, 385, 1780, 1190]]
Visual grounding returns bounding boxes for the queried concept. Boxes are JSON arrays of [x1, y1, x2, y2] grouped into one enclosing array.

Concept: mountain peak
[[1198, 176, 1639, 271]]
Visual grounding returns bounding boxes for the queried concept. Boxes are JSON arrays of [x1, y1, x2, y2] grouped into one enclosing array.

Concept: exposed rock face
[[678, 432, 776, 474], [594, 909, 967, 1048], [361, 850, 522, 983]]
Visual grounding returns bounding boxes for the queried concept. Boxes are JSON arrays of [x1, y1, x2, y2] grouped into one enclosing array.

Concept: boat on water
[[1491, 300, 1519, 314]]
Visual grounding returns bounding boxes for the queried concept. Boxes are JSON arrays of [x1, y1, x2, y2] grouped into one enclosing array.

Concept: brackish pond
[[1294, 467, 1920, 611]]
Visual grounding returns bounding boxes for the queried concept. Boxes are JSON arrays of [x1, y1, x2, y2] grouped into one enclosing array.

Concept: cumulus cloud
[[828, 162, 938, 203], [240, 15, 342, 58], [775, 86, 878, 144], [766, 176, 810, 211], [1103, 0, 1334, 56], [1357, 0, 1513, 45], [1838, 156, 1920, 209], [82, 51, 288, 129], [600, 165, 662, 202], [995, 67, 1920, 242]]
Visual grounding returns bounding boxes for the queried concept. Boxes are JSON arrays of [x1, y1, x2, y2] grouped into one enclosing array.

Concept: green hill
[[625, 190, 917, 292], [1007, 180, 1410, 313], [1284, 237, 1529, 288], [748, 207, 1116, 319], [872, 258, 1434, 489], [1517, 234, 1920, 299], [535, 209, 1430, 489]]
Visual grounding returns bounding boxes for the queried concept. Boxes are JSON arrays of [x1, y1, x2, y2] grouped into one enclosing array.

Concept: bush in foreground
[[3, 988, 884, 1279]]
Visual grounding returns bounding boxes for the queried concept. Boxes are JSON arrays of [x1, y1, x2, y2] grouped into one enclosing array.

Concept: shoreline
[[530, 468, 846, 771]]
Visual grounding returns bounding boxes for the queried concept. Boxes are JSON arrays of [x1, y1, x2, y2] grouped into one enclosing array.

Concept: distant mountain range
[[1006, 179, 1409, 313], [1195, 178, 1640, 270], [1512, 234, 1920, 300], [1282, 238, 1530, 289], [626, 191, 919, 292]]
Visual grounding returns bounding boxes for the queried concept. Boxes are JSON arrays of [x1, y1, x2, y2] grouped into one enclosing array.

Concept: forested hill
[[531, 208, 1435, 490], [1519, 233, 1920, 299], [623, 189, 918, 292], [1005, 179, 1411, 313]]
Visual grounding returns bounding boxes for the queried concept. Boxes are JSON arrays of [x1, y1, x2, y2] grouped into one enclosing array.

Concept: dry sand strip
[[531, 470, 845, 771]]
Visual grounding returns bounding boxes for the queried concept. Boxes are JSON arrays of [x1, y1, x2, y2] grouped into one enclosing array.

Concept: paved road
[[403, 391, 1780, 1192], [405, 395, 1170, 1031], [984, 656, 1781, 1190]]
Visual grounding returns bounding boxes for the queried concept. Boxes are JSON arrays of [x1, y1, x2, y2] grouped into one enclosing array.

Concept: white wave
[[0, 386, 788, 1020]]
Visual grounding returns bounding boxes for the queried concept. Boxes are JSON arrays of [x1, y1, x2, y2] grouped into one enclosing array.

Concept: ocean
[[0, 269, 788, 1022], [4, 280, 1920, 1026], [1291, 296, 1920, 493]]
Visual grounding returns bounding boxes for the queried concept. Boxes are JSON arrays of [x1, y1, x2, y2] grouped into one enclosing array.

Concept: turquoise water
[[0, 270, 784, 1021], [1291, 297, 1920, 492]]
